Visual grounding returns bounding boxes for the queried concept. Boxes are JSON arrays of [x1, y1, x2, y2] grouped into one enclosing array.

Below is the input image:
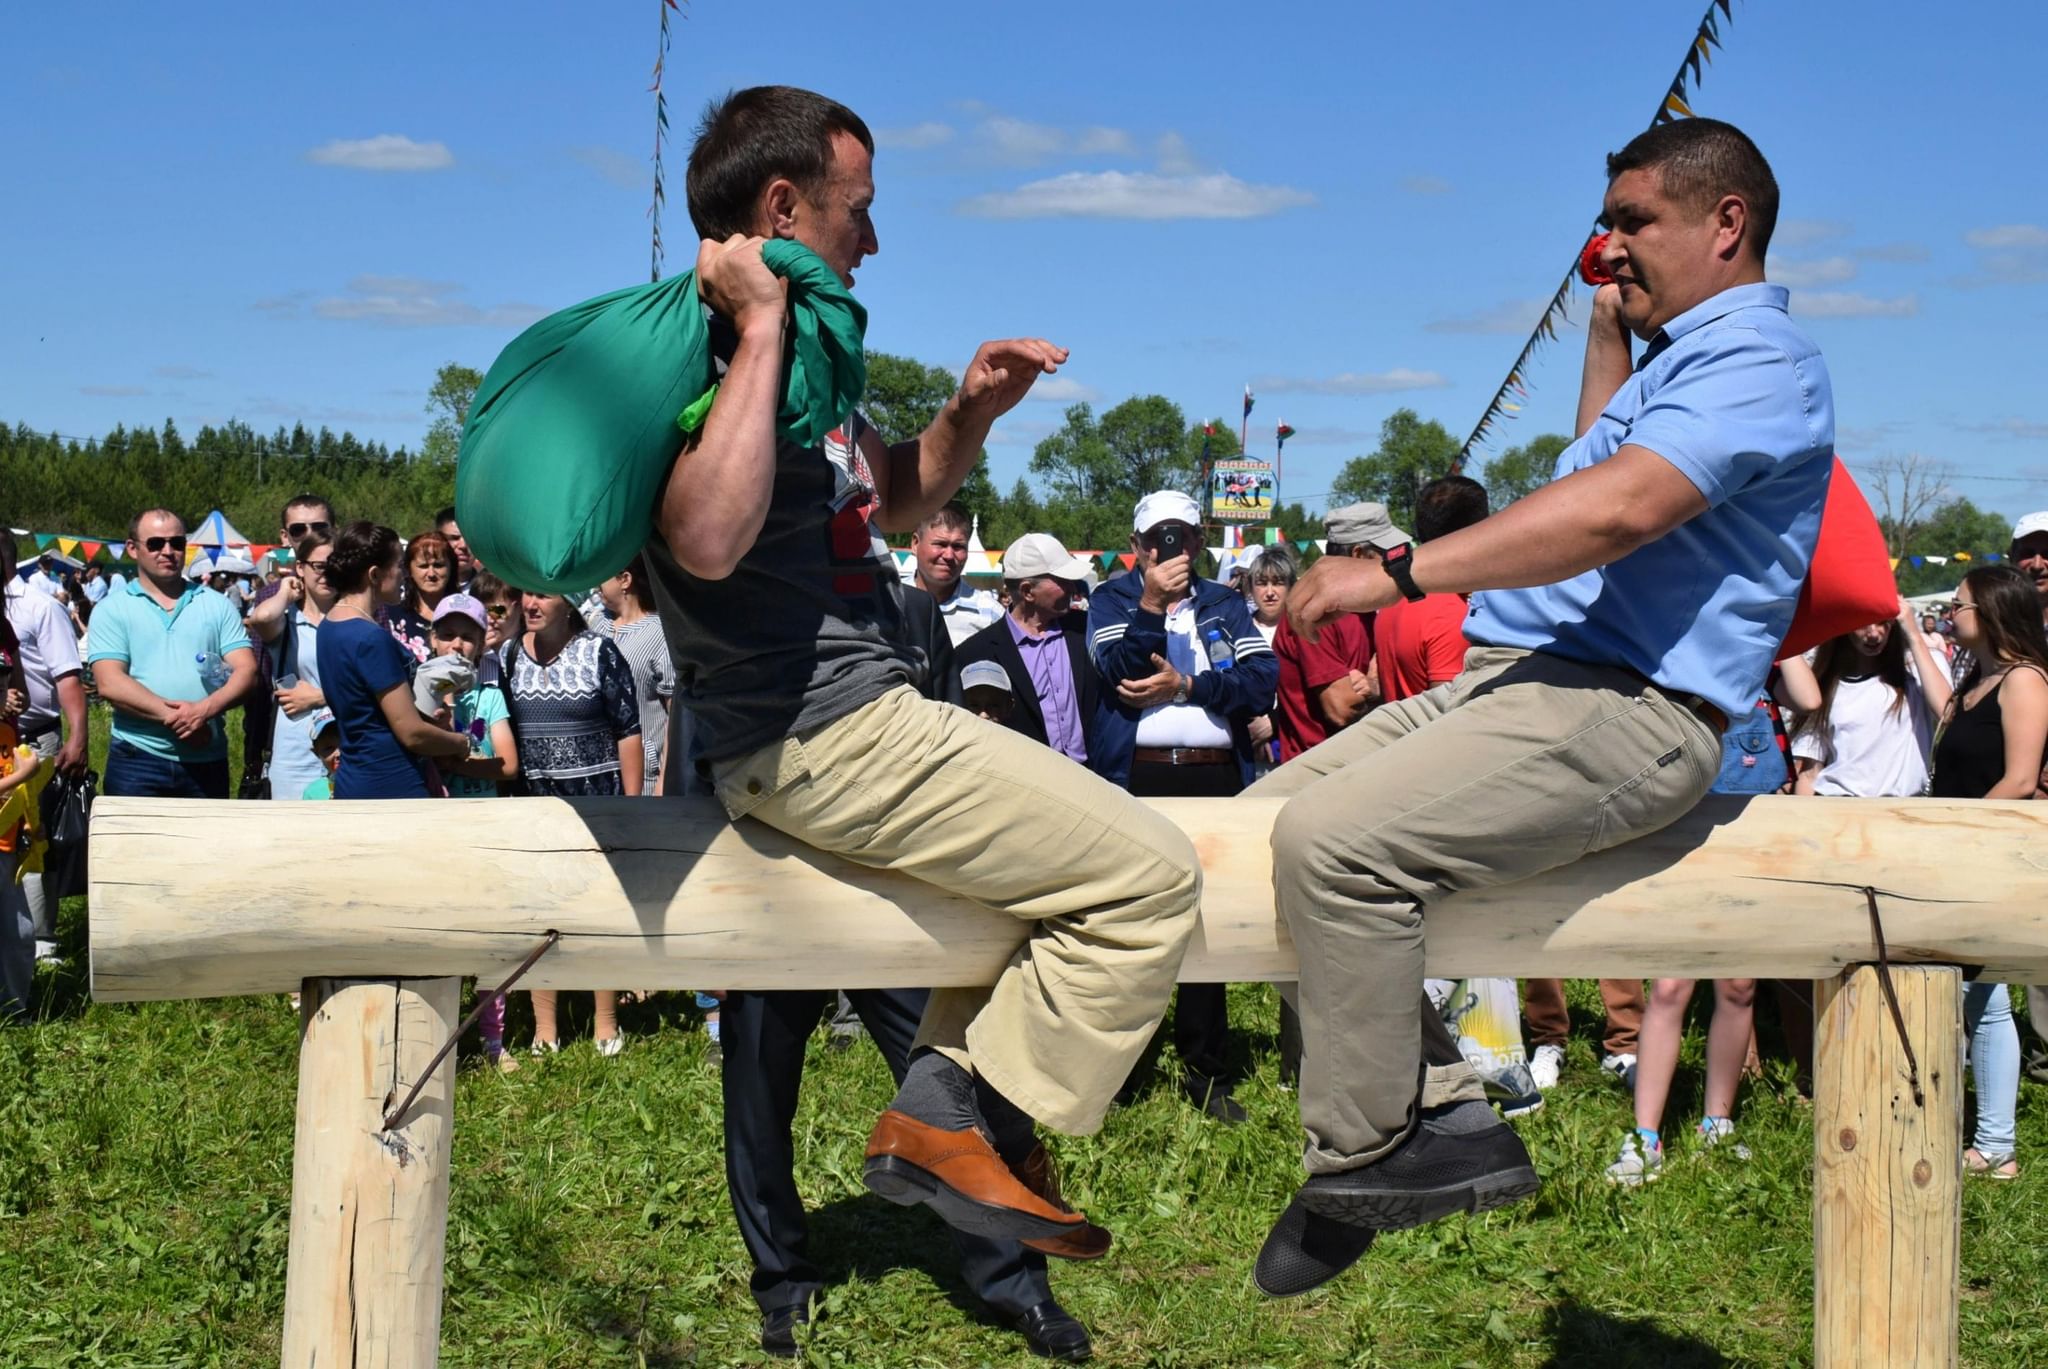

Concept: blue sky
[[7, 0, 2047, 532]]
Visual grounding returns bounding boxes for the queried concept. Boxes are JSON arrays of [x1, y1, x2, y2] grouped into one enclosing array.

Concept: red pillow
[[1779, 457, 1895, 659]]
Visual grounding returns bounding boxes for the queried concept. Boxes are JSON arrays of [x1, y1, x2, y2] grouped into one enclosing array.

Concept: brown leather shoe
[[864, 1110, 1093, 1243], [1010, 1143, 1113, 1261]]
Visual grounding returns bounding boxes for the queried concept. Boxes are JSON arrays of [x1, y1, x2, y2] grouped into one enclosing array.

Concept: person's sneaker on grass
[[1696, 1115, 1750, 1160], [1600, 1052, 1638, 1092], [1291, 1099, 1541, 1231], [1605, 1128, 1663, 1186], [1528, 1043, 1565, 1092]]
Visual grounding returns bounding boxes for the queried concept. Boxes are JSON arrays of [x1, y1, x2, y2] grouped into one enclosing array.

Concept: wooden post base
[[282, 977, 461, 1368], [1813, 965, 1962, 1369]]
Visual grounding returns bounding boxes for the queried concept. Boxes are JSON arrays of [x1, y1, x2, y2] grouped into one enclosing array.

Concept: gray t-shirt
[[644, 407, 925, 763], [610, 615, 675, 793]]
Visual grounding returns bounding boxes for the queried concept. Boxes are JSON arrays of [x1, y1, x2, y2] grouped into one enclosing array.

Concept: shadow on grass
[[1540, 1297, 1730, 1368]]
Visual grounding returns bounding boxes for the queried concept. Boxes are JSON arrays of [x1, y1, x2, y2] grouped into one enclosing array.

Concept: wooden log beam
[[1813, 965, 1962, 1369], [281, 976, 460, 1368], [89, 794, 2048, 1003]]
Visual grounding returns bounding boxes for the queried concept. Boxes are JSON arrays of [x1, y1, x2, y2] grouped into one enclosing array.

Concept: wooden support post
[[282, 977, 461, 1369], [1813, 964, 1961, 1369]]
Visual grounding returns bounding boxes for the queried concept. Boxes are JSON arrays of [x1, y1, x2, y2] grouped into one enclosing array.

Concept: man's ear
[[761, 177, 802, 238]]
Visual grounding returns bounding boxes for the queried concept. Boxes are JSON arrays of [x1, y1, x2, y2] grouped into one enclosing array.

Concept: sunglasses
[[286, 521, 332, 537], [140, 535, 188, 553], [483, 603, 513, 619]]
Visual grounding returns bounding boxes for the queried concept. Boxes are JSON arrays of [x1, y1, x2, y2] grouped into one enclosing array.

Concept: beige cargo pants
[[1244, 647, 1721, 1174], [710, 685, 1202, 1134]]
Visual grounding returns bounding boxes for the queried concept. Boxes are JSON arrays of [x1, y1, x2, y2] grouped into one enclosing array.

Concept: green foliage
[[1893, 497, 2014, 598], [860, 350, 1002, 532], [1330, 409, 1464, 531], [1483, 433, 1568, 509], [419, 362, 484, 470]]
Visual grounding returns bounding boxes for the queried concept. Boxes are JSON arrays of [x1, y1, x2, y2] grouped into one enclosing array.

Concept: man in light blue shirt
[[86, 509, 258, 799], [1246, 118, 1831, 1297]]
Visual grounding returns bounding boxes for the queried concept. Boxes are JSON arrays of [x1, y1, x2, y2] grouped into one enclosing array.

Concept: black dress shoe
[[1185, 1078, 1248, 1126], [1296, 1120, 1540, 1231], [1255, 1191, 1378, 1297], [760, 1302, 812, 1358], [1012, 1299, 1092, 1362]]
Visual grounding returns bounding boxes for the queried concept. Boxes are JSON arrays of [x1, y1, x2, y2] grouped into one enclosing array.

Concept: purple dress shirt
[[1007, 615, 1087, 762]]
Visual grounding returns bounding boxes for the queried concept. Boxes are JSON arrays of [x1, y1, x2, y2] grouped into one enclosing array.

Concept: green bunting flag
[[1451, 0, 1741, 474]]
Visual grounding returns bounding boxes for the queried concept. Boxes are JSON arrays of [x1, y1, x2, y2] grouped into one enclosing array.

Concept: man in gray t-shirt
[[644, 87, 1200, 1355]]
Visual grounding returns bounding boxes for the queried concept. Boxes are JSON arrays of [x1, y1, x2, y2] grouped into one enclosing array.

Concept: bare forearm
[[57, 677, 87, 736], [877, 395, 991, 534], [1576, 307, 1634, 438], [656, 319, 787, 579]]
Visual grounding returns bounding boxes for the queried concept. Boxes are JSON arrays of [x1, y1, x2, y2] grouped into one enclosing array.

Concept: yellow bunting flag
[[1665, 92, 1694, 118]]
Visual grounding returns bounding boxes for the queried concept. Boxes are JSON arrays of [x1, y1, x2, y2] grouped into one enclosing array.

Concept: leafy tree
[[1482, 433, 1567, 508], [420, 362, 483, 467], [1329, 409, 1462, 530], [1894, 497, 2014, 597]]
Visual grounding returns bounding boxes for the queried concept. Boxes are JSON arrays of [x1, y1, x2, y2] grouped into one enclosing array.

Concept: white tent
[[190, 509, 254, 548]]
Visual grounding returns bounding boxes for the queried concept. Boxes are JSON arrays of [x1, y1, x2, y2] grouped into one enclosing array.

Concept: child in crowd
[[427, 594, 523, 1070], [0, 722, 43, 1023], [303, 712, 340, 799]]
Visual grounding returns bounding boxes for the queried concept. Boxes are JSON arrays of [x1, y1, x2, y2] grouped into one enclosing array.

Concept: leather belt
[[1133, 746, 1234, 767], [1652, 685, 1727, 734]]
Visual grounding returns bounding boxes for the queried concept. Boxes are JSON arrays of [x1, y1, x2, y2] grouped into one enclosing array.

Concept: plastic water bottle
[[1204, 628, 1237, 671], [196, 651, 230, 693]]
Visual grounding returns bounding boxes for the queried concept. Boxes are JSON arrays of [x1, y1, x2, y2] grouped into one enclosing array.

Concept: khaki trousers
[[1245, 647, 1720, 1174], [710, 686, 1201, 1135]]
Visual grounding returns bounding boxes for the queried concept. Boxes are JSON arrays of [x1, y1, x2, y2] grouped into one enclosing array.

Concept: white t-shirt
[[1791, 668, 1931, 798], [1134, 596, 1234, 749], [930, 582, 1003, 647]]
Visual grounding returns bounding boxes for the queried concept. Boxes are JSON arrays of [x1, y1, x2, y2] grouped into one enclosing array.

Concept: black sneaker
[[760, 1302, 813, 1358], [1254, 1192, 1378, 1297], [1295, 1121, 1540, 1231]]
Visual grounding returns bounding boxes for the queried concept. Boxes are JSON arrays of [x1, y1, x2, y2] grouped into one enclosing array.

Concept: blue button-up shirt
[[1008, 615, 1087, 763], [1466, 282, 1833, 720]]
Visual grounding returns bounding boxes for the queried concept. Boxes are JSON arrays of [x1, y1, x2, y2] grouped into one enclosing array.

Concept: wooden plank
[[88, 794, 2048, 1003], [281, 977, 460, 1368], [1813, 966, 1961, 1369]]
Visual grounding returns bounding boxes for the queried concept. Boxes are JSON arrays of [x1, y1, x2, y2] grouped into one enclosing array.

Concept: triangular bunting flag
[[1665, 91, 1694, 119], [1910, 556, 1925, 568], [1315, 540, 1329, 554], [79, 540, 102, 561], [1118, 553, 1136, 570], [1265, 527, 1282, 546], [1955, 551, 1973, 561], [57, 537, 78, 557], [1927, 556, 1948, 566], [1988, 553, 2003, 562], [1889, 558, 1900, 570]]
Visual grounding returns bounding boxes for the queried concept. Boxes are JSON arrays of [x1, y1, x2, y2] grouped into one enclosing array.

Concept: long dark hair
[[1791, 620, 1911, 741], [1949, 565, 2048, 708]]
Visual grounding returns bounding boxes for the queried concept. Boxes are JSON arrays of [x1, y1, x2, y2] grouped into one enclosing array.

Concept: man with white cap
[[1087, 491, 1278, 1123], [1270, 502, 1406, 763], [954, 534, 1101, 758], [2008, 510, 2048, 1083]]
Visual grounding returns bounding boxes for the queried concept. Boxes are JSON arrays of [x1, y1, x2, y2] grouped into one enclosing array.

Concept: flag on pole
[[1275, 422, 1295, 450], [1242, 385, 1255, 419], [1201, 421, 1213, 462]]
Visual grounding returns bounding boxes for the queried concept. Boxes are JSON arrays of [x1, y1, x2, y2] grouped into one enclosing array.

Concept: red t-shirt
[[1272, 612, 1374, 761], [1375, 592, 1471, 702]]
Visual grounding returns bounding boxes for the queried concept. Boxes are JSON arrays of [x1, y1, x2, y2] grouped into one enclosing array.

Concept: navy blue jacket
[[1085, 569, 1278, 788]]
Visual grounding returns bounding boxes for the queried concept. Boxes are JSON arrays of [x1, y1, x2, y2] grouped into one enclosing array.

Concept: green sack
[[455, 240, 867, 594]]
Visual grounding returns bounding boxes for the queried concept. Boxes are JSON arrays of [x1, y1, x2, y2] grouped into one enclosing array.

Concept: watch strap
[[1382, 543, 1426, 603]]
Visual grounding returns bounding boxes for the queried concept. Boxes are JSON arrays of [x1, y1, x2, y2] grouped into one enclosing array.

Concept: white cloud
[[1255, 369, 1451, 396], [1074, 125, 1137, 156], [1401, 175, 1452, 195], [1154, 132, 1200, 175], [1426, 298, 1554, 335], [875, 121, 954, 151], [1795, 291, 1919, 318], [569, 145, 642, 189], [1855, 242, 1930, 263], [312, 276, 546, 329], [1965, 225, 2048, 249], [1775, 218, 1852, 247], [1962, 417, 2048, 441], [979, 116, 1073, 166], [78, 384, 150, 397], [305, 134, 454, 172], [959, 170, 1312, 220], [152, 364, 212, 380], [1770, 255, 1858, 288], [252, 292, 308, 315], [1023, 376, 1100, 404]]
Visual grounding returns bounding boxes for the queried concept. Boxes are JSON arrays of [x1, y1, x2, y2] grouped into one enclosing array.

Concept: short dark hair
[[434, 505, 459, 530], [470, 569, 512, 604], [685, 85, 875, 241], [129, 507, 181, 542], [616, 553, 658, 612], [281, 492, 333, 528], [1606, 117, 1779, 258], [1414, 476, 1490, 543], [916, 501, 973, 539], [325, 521, 402, 595]]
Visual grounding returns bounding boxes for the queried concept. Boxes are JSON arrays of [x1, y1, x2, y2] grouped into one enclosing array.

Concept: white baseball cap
[[1001, 533, 1094, 582], [960, 660, 1012, 694], [2012, 512, 2048, 543], [1134, 490, 1202, 533]]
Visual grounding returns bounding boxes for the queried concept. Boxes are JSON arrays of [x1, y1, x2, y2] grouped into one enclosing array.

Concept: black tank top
[[1931, 671, 2032, 799]]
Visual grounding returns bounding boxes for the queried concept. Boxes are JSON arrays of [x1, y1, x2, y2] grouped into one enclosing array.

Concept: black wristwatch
[[1382, 542, 1426, 603]]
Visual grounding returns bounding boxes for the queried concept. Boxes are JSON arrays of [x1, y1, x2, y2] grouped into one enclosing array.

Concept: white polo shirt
[[1133, 597, 1233, 748]]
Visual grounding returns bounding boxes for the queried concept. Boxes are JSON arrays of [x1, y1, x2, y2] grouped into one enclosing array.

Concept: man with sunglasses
[[86, 509, 258, 799]]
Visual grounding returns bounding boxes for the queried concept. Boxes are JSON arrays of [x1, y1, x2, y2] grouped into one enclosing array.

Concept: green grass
[[2, 704, 2045, 1366]]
